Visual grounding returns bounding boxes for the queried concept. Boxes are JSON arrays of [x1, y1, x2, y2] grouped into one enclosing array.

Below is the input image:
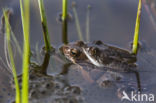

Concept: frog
[[61, 40, 137, 72], [60, 40, 141, 99]]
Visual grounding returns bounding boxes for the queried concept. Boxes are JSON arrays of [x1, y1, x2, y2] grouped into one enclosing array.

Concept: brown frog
[[60, 40, 141, 99], [61, 40, 137, 72]]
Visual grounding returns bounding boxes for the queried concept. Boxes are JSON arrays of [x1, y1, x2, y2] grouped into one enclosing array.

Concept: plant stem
[[38, 0, 52, 52], [41, 52, 50, 74], [3, 9, 21, 103], [86, 5, 91, 42], [142, 0, 156, 32], [19, 0, 30, 103], [72, 2, 84, 41], [132, 0, 142, 54], [62, 20, 68, 44], [62, 0, 68, 21], [62, 0, 68, 44]]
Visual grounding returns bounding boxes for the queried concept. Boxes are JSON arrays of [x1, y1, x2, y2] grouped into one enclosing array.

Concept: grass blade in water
[[62, 0, 68, 21], [62, 0, 68, 44], [86, 5, 91, 42], [3, 9, 21, 103], [19, 0, 30, 103], [38, 0, 52, 52], [132, 0, 142, 54], [72, 2, 84, 41]]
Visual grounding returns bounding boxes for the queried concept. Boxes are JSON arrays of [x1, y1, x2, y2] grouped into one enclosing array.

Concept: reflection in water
[[40, 52, 50, 74], [60, 63, 72, 75], [134, 71, 141, 92], [61, 57, 142, 97]]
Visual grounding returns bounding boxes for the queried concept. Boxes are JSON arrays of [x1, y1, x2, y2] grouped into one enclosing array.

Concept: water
[[0, 0, 156, 103], [0, 62, 14, 103]]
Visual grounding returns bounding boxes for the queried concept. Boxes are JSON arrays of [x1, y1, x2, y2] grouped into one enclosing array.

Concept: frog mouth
[[82, 48, 104, 67]]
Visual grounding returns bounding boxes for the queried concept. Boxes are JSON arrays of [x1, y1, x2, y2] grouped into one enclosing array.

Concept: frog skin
[[82, 46, 137, 72], [85, 40, 137, 63], [60, 41, 89, 63], [61, 40, 137, 72]]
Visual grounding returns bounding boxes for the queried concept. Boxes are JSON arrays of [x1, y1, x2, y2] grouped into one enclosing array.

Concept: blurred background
[[0, 0, 156, 48]]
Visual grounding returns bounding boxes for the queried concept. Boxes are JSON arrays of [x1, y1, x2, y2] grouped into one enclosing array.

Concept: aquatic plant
[[86, 5, 91, 42], [72, 2, 91, 42], [142, 0, 156, 31], [38, 0, 53, 52], [62, 0, 68, 44], [19, 0, 30, 103], [62, 0, 68, 21], [3, 9, 21, 103], [132, 0, 142, 54], [62, 18, 68, 44], [72, 2, 84, 41]]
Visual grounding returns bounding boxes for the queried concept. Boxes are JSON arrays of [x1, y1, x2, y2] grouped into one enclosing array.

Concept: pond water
[[0, 0, 156, 103]]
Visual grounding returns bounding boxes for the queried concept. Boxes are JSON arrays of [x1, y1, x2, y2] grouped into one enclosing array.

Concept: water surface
[[0, 0, 156, 103]]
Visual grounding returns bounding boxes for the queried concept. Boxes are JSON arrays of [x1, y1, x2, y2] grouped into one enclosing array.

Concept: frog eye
[[70, 48, 79, 57]]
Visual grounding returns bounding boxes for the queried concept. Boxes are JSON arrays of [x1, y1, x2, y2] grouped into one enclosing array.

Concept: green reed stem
[[19, 0, 30, 103], [3, 9, 21, 103], [62, 0, 68, 21], [38, 0, 52, 52], [62, 0, 68, 44], [72, 2, 84, 41], [62, 20, 68, 44], [132, 0, 142, 54]]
